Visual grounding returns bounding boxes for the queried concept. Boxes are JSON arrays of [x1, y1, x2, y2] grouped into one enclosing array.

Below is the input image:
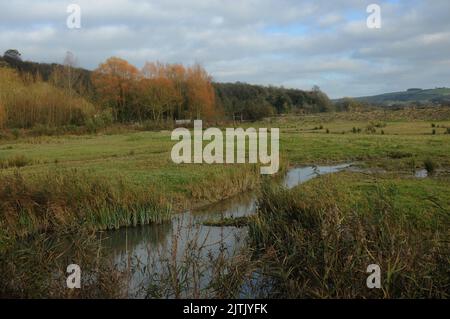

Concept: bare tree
[[63, 51, 78, 95]]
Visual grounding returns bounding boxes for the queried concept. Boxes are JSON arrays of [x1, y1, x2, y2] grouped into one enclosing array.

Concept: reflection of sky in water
[[101, 164, 351, 298], [283, 164, 351, 189]]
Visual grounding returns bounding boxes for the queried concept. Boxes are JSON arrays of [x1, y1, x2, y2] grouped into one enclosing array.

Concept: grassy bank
[[246, 172, 449, 298]]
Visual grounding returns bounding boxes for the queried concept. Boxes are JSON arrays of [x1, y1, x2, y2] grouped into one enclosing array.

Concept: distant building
[[3, 49, 22, 62]]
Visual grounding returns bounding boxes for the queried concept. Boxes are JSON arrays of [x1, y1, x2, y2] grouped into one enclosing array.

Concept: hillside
[[352, 88, 450, 107]]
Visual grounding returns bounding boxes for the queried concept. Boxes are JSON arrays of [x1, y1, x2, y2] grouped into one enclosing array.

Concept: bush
[[85, 109, 115, 133]]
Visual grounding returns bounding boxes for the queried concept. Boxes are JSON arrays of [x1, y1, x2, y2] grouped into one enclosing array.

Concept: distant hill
[[349, 88, 450, 107]]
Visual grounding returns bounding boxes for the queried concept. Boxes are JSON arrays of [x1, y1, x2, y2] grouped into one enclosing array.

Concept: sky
[[0, 0, 449, 98]]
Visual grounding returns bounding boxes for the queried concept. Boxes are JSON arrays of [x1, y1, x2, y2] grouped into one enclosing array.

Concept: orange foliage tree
[[186, 64, 216, 120], [92, 57, 140, 121], [92, 57, 216, 122]]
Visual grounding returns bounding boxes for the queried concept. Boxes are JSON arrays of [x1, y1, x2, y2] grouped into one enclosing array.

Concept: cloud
[[0, 0, 449, 98]]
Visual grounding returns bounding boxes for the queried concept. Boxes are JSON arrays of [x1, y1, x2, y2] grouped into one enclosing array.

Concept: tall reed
[[248, 175, 449, 298], [0, 169, 172, 245]]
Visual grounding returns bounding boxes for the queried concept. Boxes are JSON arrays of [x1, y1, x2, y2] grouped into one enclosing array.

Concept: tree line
[[1, 52, 337, 130]]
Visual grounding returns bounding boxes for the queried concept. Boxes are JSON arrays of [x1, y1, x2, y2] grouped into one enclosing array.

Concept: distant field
[[1, 110, 450, 184]]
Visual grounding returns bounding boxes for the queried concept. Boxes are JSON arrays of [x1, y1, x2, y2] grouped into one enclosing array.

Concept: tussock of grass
[[424, 158, 437, 175], [0, 169, 172, 244], [248, 175, 449, 298], [0, 154, 32, 169]]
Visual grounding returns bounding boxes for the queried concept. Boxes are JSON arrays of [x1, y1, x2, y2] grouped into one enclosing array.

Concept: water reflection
[[101, 164, 351, 297]]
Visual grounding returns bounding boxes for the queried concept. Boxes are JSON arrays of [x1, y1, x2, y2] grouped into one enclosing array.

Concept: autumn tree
[[92, 57, 140, 121], [185, 64, 215, 120], [140, 62, 182, 121], [164, 63, 187, 119]]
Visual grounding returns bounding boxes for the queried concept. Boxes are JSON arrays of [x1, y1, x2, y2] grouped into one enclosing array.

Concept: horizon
[[1, 0, 450, 98]]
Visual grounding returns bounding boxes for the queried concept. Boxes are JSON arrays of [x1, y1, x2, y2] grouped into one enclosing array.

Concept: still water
[[101, 164, 351, 297]]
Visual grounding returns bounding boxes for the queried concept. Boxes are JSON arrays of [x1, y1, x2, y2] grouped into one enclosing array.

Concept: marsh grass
[[0, 229, 127, 298], [247, 175, 449, 298], [189, 165, 261, 203], [0, 169, 172, 244]]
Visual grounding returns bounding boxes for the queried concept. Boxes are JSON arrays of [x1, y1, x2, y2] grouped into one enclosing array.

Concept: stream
[[100, 164, 352, 298]]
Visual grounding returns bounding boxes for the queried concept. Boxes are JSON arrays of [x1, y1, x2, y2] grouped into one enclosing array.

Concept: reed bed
[[0, 169, 172, 247], [247, 174, 449, 298]]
